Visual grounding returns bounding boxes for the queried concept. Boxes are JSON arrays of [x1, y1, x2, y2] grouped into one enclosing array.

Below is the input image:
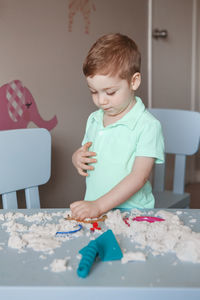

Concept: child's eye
[[90, 91, 97, 94], [106, 91, 116, 96]]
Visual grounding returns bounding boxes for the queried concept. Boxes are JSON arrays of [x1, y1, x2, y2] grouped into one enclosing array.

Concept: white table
[[0, 209, 200, 300]]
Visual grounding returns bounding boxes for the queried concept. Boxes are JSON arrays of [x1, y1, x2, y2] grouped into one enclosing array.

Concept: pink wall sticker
[[0, 80, 58, 131], [68, 0, 96, 34]]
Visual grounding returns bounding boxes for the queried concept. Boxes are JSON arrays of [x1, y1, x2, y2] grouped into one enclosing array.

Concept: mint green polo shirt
[[82, 97, 164, 209]]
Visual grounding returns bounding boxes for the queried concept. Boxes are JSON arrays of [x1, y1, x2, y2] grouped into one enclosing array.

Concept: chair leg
[[25, 187, 40, 208], [153, 162, 165, 192], [173, 155, 186, 194], [2, 192, 18, 209]]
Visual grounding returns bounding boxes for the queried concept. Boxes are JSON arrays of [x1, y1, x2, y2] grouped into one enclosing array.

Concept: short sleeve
[[81, 112, 94, 146], [135, 119, 165, 164]]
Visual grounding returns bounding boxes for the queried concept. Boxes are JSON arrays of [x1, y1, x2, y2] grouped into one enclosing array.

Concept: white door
[[149, 0, 197, 110]]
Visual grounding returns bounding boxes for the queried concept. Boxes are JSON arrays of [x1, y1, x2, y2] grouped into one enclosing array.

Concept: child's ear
[[130, 72, 141, 91]]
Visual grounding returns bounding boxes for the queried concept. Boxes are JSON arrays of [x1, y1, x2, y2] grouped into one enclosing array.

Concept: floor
[[185, 182, 200, 208]]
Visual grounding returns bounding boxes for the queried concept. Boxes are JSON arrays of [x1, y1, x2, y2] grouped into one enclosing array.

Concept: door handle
[[152, 29, 168, 39]]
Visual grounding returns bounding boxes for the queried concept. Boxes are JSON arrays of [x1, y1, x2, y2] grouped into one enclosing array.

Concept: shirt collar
[[92, 96, 146, 130]]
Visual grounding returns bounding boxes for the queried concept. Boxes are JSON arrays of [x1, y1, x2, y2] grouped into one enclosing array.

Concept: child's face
[[86, 74, 140, 118]]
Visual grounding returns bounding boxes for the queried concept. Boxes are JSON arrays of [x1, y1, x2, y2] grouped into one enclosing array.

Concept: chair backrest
[[149, 108, 200, 194], [0, 128, 51, 209]]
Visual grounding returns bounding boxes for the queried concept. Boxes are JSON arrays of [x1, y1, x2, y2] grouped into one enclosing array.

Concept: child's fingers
[[79, 162, 94, 170], [82, 143, 97, 157], [82, 142, 92, 151], [70, 201, 83, 209], [81, 157, 97, 164], [73, 206, 89, 220], [84, 151, 97, 157], [70, 202, 87, 219], [77, 168, 89, 176]]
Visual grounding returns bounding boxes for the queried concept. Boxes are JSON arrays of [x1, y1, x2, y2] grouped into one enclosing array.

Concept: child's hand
[[72, 142, 97, 176], [70, 200, 101, 220]]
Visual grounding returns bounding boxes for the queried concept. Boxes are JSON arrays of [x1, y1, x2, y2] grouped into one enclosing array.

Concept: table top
[[0, 208, 200, 300]]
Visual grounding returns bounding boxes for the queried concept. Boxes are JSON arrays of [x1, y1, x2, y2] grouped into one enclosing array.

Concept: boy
[[70, 33, 164, 220]]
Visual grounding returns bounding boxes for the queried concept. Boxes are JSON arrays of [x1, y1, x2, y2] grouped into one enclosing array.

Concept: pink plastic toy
[[124, 216, 165, 227], [133, 216, 165, 223]]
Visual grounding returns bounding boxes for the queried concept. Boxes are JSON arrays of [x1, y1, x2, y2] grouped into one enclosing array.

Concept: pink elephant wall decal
[[68, 0, 96, 34], [0, 80, 58, 131]]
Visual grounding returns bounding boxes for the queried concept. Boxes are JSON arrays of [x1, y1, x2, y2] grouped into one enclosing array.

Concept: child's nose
[[98, 94, 108, 105]]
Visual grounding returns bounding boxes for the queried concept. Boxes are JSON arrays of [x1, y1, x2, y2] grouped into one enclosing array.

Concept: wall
[[0, 0, 148, 207], [198, 0, 200, 112], [187, 0, 200, 182], [195, 0, 200, 177]]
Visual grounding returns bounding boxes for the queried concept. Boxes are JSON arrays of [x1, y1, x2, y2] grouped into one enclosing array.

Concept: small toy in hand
[[65, 215, 107, 224]]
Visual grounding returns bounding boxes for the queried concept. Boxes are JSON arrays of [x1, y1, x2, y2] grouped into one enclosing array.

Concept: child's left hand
[[70, 200, 101, 220]]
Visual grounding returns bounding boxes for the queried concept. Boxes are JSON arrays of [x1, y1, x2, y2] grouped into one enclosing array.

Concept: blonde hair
[[83, 33, 141, 83]]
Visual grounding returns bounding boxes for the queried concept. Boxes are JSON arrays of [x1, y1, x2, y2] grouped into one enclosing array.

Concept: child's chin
[[104, 109, 115, 115], [106, 110, 121, 117], [104, 112, 115, 117]]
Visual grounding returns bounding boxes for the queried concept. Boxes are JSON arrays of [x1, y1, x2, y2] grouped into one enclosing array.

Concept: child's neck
[[103, 97, 136, 127]]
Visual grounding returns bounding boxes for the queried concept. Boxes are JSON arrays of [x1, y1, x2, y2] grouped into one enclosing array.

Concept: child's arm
[[72, 142, 97, 176], [70, 156, 154, 220]]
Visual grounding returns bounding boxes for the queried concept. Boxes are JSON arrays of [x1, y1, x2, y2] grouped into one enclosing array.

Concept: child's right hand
[[72, 142, 97, 176]]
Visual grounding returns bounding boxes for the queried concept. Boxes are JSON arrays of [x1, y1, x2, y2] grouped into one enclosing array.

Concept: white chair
[[0, 128, 51, 209], [149, 108, 200, 208]]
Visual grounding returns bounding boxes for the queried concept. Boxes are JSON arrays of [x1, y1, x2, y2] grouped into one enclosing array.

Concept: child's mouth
[[103, 107, 111, 111]]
